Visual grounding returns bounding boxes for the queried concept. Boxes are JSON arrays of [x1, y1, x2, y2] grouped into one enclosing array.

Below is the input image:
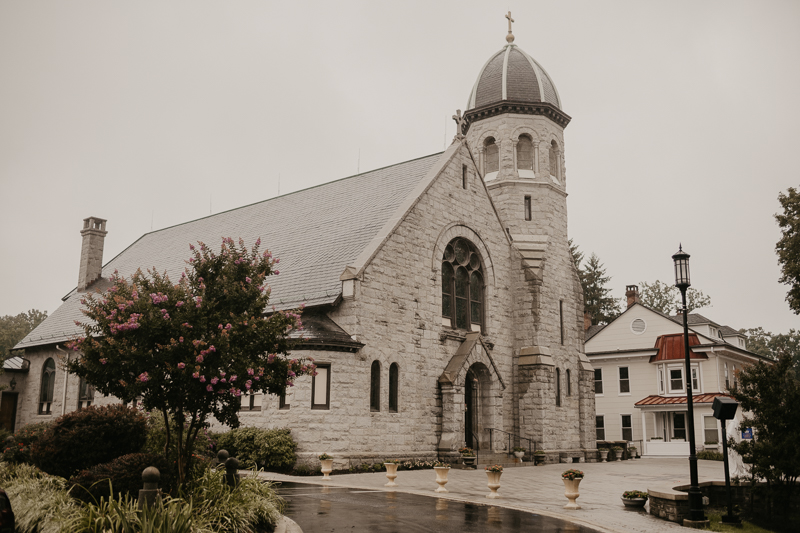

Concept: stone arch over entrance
[[437, 332, 505, 455]]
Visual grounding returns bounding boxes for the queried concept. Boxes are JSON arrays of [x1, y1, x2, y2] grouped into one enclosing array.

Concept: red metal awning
[[635, 393, 731, 407], [649, 332, 707, 363]]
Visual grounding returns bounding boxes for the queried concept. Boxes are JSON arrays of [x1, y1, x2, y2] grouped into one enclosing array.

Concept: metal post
[[720, 419, 741, 524], [680, 288, 705, 523]]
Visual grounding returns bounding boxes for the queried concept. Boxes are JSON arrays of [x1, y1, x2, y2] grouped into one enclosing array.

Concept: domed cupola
[[464, 18, 570, 129]]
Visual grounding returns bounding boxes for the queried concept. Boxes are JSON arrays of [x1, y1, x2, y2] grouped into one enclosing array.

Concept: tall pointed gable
[[16, 153, 444, 350]]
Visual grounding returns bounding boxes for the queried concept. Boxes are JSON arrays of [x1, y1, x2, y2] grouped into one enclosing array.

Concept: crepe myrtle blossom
[[139, 372, 149, 383], [178, 362, 186, 369]]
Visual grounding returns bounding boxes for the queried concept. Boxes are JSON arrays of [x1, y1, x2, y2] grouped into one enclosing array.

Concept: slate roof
[[16, 152, 444, 350], [669, 313, 717, 327], [585, 324, 606, 342]]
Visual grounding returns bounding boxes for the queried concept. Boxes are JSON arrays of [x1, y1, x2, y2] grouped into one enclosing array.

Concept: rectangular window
[[704, 416, 718, 444], [555, 368, 561, 407], [724, 362, 729, 390], [657, 367, 665, 395], [566, 369, 572, 396], [594, 368, 603, 394], [731, 365, 737, 389], [524, 196, 531, 221], [240, 391, 262, 411], [559, 300, 564, 345], [596, 415, 605, 440], [673, 412, 686, 440], [78, 378, 95, 410], [669, 368, 683, 393], [621, 414, 633, 442], [279, 390, 290, 410], [619, 367, 630, 394], [462, 165, 468, 189], [312, 364, 331, 410], [691, 367, 699, 392]]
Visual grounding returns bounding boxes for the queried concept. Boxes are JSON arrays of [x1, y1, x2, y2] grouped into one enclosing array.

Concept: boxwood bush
[[1, 421, 52, 464], [68, 452, 175, 503], [213, 427, 297, 471], [32, 404, 147, 479]]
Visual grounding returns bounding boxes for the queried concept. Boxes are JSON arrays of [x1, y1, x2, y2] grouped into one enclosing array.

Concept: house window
[[389, 363, 399, 413], [669, 368, 683, 393], [441, 238, 484, 331], [311, 364, 331, 410], [691, 367, 700, 392], [240, 391, 262, 411], [279, 389, 290, 410], [731, 365, 737, 389], [673, 413, 686, 440], [621, 414, 633, 442], [549, 140, 560, 179], [516, 135, 533, 170], [556, 368, 561, 407], [524, 196, 531, 221], [657, 367, 665, 394], [462, 165, 468, 189], [39, 358, 56, 415], [596, 415, 605, 440], [566, 369, 572, 396], [370, 361, 381, 412], [484, 138, 499, 174], [78, 377, 95, 410], [594, 368, 603, 395], [724, 362, 729, 389], [619, 367, 630, 394], [704, 416, 719, 444]]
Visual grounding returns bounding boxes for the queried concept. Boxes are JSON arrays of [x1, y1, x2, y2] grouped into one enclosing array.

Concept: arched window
[[516, 135, 533, 170], [389, 363, 399, 413], [370, 360, 381, 412], [549, 140, 560, 179], [556, 368, 562, 407], [39, 358, 56, 415], [78, 377, 95, 410], [441, 238, 484, 331], [484, 138, 499, 174]]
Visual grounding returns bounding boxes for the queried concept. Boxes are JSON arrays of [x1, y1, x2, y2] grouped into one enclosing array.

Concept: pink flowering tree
[[67, 237, 314, 487]]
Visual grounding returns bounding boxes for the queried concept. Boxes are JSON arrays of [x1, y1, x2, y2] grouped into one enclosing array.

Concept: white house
[[585, 285, 766, 457]]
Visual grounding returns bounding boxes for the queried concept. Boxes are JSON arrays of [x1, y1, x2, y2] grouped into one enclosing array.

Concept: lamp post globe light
[[672, 245, 706, 525]]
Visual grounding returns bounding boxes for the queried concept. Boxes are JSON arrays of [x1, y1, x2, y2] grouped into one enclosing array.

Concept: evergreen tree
[[582, 253, 620, 325]]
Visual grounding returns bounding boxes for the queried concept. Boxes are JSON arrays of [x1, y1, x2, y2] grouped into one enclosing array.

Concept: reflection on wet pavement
[[277, 482, 601, 532]]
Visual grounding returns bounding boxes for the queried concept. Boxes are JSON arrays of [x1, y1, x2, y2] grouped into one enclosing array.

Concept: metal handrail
[[485, 427, 535, 457]]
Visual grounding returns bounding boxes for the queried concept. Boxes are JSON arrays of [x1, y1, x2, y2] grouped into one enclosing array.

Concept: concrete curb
[[274, 515, 303, 533]]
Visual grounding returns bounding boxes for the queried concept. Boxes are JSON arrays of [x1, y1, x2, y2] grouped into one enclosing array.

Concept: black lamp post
[[672, 245, 706, 524]]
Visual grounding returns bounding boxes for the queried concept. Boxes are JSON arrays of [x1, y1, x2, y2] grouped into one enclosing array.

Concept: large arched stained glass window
[[39, 358, 56, 415], [442, 238, 484, 331]]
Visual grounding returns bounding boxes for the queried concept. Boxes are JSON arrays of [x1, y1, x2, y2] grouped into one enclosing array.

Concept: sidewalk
[[260, 458, 726, 533]]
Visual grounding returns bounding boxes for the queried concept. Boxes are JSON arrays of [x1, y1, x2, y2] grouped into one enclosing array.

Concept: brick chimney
[[584, 311, 592, 331], [78, 217, 107, 291], [625, 284, 640, 308]]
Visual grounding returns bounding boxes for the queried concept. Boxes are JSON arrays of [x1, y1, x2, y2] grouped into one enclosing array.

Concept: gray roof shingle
[[16, 152, 444, 350]]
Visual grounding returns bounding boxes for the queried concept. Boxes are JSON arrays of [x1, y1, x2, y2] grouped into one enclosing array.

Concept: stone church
[[7, 23, 596, 466]]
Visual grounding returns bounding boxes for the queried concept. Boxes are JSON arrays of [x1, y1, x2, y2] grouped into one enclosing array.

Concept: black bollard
[[138, 466, 162, 509], [225, 456, 240, 488], [217, 449, 230, 466]]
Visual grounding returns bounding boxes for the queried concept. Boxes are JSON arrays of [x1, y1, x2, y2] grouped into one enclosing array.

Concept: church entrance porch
[[464, 363, 492, 451]]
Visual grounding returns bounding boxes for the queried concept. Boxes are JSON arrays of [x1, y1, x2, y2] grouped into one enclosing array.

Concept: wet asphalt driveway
[[277, 482, 600, 532]]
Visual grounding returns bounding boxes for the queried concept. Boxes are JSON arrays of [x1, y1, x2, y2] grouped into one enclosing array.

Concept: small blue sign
[[741, 428, 753, 440]]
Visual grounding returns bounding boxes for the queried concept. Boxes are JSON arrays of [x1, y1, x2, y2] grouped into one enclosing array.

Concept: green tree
[[0, 309, 48, 359], [730, 353, 800, 517], [740, 327, 800, 364], [582, 253, 621, 325], [638, 280, 711, 315], [776, 187, 800, 315], [66, 238, 314, 487]]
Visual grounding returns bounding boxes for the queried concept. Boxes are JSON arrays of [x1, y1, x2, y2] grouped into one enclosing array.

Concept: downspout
[[55, 344, 70, 416]]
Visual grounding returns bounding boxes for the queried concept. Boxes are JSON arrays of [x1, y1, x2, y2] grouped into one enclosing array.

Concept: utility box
[[712, 396, 739, 420]]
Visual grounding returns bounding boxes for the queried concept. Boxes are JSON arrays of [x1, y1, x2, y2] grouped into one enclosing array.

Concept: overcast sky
[[1, 1, 798, 335]]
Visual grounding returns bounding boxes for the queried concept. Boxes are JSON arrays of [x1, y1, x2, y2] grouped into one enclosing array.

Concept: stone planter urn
[[384, 463, 399, 487], [319, 456, 333, 480], [622, 497, 647, 509], [513, 451, 525, 461], [598, 449, 609, 462], [562, 469, 584, 510], [434, 466, 450, 493], [485, 467, 503, 499], [534, 453, 546, 465], [611, 447, 623, 461], [462, 456, 476, 469]]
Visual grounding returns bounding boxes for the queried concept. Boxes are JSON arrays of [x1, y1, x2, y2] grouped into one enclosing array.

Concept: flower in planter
[[534, 450, 546, 455], [433, 461, 450, 468], [562, 469, 584, 480], [512, 447, 526, 453], [622, 490, 648, 500], [318, 453, 332, 461], [597, 447, 609, 451], [485, 464, 504, 473], [458, 446, 475, 456], [385, 459, 400, 464], [611, 446, 623, 451]]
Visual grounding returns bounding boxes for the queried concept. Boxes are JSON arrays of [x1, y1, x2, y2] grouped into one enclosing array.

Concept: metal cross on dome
[[505, 11, 515, 43]]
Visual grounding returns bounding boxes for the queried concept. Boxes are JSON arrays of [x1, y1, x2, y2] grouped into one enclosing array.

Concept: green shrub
[[62, 492, 195, 533], [32, 404, 147, 479], [212, 427, 297, 471], [0, 462, 79, 533], [143, 410, 216, 459], [696, 450, 724, 461], [69, 452, 175, 503], [1, 421, 51, 464]]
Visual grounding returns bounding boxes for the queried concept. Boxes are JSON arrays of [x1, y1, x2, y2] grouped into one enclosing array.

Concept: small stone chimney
[[78, 217, 107, 291], [625, 284, 640, 308], [584, 311, 592, 331]]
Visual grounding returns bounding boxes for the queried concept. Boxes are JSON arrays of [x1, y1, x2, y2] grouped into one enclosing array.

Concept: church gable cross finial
[[452, 109, 468, 142], [505, 11, 515, 43]]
